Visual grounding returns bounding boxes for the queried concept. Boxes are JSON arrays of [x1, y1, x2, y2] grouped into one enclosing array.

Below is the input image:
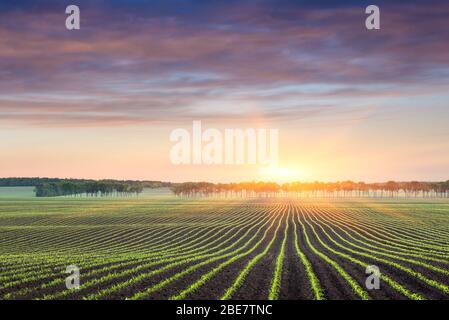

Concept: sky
[[0, 0, 448, 183]]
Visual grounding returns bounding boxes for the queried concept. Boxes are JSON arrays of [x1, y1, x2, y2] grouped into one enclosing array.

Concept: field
[[1, 188, 449, 300]]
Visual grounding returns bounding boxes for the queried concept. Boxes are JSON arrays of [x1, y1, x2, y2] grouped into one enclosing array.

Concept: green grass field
[[1, 187, 449, 300], [0, 187, 36, 198]]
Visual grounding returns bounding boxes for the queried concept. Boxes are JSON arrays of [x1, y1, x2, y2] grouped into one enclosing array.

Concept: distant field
[[0, 187, 35, 198], [0, 186, 173, 199], [0, 192, 448, 300]]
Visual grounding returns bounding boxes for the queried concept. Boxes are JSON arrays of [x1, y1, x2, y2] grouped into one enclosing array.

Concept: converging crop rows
[[0, 197, 448, 300]]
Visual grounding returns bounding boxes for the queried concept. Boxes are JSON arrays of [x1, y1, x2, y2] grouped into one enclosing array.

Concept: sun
[[258, 166, 304, 183]]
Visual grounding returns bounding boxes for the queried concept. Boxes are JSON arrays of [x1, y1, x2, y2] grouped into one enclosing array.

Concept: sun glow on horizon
[[258, 166, 305, 183]]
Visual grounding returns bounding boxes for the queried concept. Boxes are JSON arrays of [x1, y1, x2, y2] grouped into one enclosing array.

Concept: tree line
[[2, 178, 448, 198], [35, 181, 148, 197], [0, 178, 171, 197], [0, 177, 65, 186], [170, 181, 449, 198]]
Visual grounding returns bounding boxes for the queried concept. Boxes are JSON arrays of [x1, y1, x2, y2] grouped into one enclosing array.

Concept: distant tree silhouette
[[169, 180, 449, 199], [33, 180, 146, 197]]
